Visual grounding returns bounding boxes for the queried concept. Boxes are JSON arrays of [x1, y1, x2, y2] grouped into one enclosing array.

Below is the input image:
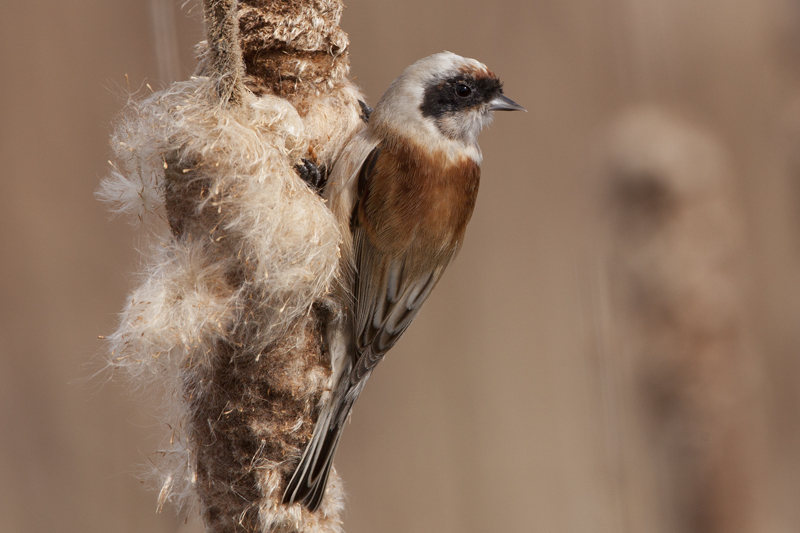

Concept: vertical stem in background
[[150, 0, 181, 84], [203, 0, 245, 106], [592, 107, 755, 533]]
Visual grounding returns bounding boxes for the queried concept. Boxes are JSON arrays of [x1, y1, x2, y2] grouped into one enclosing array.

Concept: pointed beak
[[488, 94, 526, 112]]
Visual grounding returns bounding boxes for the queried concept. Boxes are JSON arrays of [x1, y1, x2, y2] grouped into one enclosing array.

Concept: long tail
[[282, 378, 367, 512]]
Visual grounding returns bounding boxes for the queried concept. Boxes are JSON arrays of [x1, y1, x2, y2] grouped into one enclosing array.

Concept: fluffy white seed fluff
[[99, 73, 361, 525], [100, 75, 344, 354]]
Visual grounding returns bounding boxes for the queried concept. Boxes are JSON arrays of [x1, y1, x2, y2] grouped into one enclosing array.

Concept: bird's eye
[[455, 83, 472, 97]]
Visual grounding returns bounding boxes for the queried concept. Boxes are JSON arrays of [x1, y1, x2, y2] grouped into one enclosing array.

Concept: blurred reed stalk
[[149, 0, 181, 84], [591, 107, 756, 533], [101, 0, 365, 531]]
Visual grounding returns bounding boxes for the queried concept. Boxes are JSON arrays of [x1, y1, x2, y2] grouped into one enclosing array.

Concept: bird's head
[[372, 52, 525, 149]]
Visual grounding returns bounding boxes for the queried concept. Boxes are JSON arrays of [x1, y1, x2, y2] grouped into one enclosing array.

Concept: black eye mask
[[419, 75, 503, 119]]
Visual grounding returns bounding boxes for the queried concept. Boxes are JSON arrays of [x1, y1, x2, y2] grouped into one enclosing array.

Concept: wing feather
[[323, 130, 381, 236], [351, 233, 451, 383]]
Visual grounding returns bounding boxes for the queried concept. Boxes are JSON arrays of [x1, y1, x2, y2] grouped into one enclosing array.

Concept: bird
[[283, 51, 524, 511]]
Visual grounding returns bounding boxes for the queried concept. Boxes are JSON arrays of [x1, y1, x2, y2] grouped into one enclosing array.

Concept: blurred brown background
[[2, 0, 799, 531]]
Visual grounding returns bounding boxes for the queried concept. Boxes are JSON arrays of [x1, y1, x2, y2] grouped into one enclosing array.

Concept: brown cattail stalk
[[590, 106, 756, 533], [202, 0, 246, 106], [99, 1, 365, 531]]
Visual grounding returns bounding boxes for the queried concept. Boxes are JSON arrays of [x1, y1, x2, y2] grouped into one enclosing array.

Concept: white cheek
[[467, 109, 493, 142], [439, 109, 490, 145]]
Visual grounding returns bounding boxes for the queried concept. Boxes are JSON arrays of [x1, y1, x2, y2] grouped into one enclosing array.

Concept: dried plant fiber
[[98, 0, 364, 531]]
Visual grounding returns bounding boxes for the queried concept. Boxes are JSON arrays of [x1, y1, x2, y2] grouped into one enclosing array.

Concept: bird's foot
[[358, 100, 373, 123], [296, 158, 327, 194]]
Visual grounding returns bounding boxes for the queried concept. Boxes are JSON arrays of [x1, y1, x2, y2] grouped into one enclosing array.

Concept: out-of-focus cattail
[[97, 1, 364, 531], [589, 106, 755, 533]]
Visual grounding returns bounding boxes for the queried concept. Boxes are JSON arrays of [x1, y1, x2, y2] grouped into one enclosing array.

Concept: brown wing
[[350, 229, 449, 383], [348, 146, 456, 384]]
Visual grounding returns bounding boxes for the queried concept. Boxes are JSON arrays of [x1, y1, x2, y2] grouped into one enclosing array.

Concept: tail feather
[[282, 387, 360, 511]]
